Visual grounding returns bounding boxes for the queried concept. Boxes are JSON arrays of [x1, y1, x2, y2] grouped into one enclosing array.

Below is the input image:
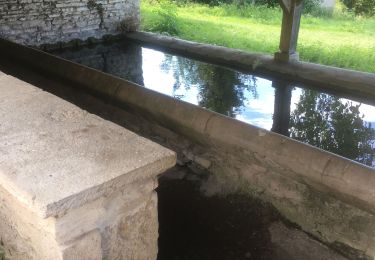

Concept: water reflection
[[154, 50, 375, 166], [51, 42, 375, 167], [271, 81, 292, 136], [290, 90, 375, 166], [52, 42, 144, 86], [160, 55, 258, 117]]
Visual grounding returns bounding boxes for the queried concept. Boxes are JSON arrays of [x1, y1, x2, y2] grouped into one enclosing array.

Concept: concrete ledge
[[0, 72, 176, 259], [125, 32, 375, 104], [1, 38, 374, 258]]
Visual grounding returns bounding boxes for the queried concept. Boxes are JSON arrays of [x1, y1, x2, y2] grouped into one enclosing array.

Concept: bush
[[303, 0, 324, 14], [342, 0, 355, 9], [241, 0, 328, 17], [341, 0, 375, 16], [354, 0, 375, 16], [146, 0, 180, 35]]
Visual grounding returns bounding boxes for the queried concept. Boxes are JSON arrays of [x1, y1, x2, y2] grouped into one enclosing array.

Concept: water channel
[[51, 40, 375, 167]]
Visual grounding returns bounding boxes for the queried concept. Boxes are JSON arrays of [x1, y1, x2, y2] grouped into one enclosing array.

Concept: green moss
[[87, 0, 105, 28], [0, 245, 4, 260]]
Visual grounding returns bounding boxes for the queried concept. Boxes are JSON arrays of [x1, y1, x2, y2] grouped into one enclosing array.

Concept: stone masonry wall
[[0, 0, 140, 45]]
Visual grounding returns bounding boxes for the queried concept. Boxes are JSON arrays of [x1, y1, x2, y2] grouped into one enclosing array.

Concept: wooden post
[[275, 0, 303, 62]]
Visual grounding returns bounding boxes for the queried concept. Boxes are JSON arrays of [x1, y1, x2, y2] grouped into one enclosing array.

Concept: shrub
[[146, 0, 180, 35], [342, 0, 355, 9], [247, 0, 328, 17], [341, 0, 375, 16], [354, 0, 375, 16], [303, 0, 324, 15]]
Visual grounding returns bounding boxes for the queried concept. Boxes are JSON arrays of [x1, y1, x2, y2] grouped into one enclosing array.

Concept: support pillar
[[275, 0, 303, 62]]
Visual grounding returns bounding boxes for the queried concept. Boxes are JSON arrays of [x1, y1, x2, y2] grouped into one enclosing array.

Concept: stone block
[[61, 230, 102, 260], [0, 73, 176, 259]]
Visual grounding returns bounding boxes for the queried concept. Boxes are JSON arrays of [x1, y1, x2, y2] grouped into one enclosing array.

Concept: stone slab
[[0, 74, 176, 218]]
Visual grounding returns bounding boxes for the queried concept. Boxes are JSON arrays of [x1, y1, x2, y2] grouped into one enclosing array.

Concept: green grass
[[141, 2, 375, 73]]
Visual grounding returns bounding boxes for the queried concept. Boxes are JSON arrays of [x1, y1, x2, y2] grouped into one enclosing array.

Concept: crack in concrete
[[321, 158, 333, 183], [203, 114, 216, 134]]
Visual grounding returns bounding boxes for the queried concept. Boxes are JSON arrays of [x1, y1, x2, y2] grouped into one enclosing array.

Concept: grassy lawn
[[141, 2, 375, 73]]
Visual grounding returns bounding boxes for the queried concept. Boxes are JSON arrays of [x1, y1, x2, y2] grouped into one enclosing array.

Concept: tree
[[161, 55, 258, 117], [290, 89, 375, 166]]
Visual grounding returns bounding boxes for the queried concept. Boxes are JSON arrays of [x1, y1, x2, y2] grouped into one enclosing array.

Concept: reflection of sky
[[342, 99, 375, 124], [141, 47, 375, 130], [142, 48, 200, 105], [235, 78, 274, 130], [142, 48, 277, 129]]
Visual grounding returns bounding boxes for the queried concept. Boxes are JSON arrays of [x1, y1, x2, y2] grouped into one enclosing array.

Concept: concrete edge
[[125, 32, 375, 105], [1, 38, 375, 216], [42, 154, 176, 218], [0, 116, 176, 219]]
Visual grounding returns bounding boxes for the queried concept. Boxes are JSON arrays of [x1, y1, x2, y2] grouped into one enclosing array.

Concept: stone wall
[[0, 0, 140, 45]]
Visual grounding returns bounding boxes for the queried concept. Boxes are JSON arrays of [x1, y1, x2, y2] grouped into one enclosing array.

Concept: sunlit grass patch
[[141, 1, 375, 73]]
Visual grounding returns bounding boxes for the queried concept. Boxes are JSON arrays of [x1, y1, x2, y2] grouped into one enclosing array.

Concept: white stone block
[[0, 75, 176, 259]]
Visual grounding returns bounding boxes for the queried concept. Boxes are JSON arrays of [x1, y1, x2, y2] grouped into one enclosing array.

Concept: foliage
[[342, 0, 355, 9], [173, 0, 328, 16], [141, 2, 375, 72], [289, 90, 375, 166], [161, 55, 258, 116], [341, 0, 375, 16], [302, 0, 325, 15], [142, 0, 180, 35], [255, 0, 326, 16], [353, 0, 375, 16]]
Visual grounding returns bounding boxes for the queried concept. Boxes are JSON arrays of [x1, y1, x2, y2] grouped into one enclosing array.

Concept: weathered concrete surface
[[269, 222, 347, 260], [1, 40, 374, 259], [0, 0, 140, 45], [125, 32, 375, 104], [157, 168, 349, 259], [0, 72, 176, 259]]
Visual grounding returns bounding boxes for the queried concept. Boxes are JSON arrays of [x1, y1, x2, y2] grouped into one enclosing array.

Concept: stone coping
[[0, 72, 176, 219], [1, 38, 375, 215]]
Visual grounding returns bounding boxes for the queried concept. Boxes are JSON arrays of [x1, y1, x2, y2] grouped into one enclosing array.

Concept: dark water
[[51, 41, 375, 167]]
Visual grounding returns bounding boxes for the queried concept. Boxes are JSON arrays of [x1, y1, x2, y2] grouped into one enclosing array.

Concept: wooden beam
[[275, 0, 303, 62]]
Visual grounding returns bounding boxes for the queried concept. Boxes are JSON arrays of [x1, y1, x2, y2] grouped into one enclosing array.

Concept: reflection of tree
[[161, 55, 258, 117], [290, 90, 375, 166]]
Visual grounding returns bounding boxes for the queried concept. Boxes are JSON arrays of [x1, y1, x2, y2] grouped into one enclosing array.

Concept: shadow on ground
[[157, 167, 278, 260]]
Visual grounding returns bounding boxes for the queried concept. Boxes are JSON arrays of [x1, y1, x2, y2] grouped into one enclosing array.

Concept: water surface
[[52, 41, 375, 167]]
